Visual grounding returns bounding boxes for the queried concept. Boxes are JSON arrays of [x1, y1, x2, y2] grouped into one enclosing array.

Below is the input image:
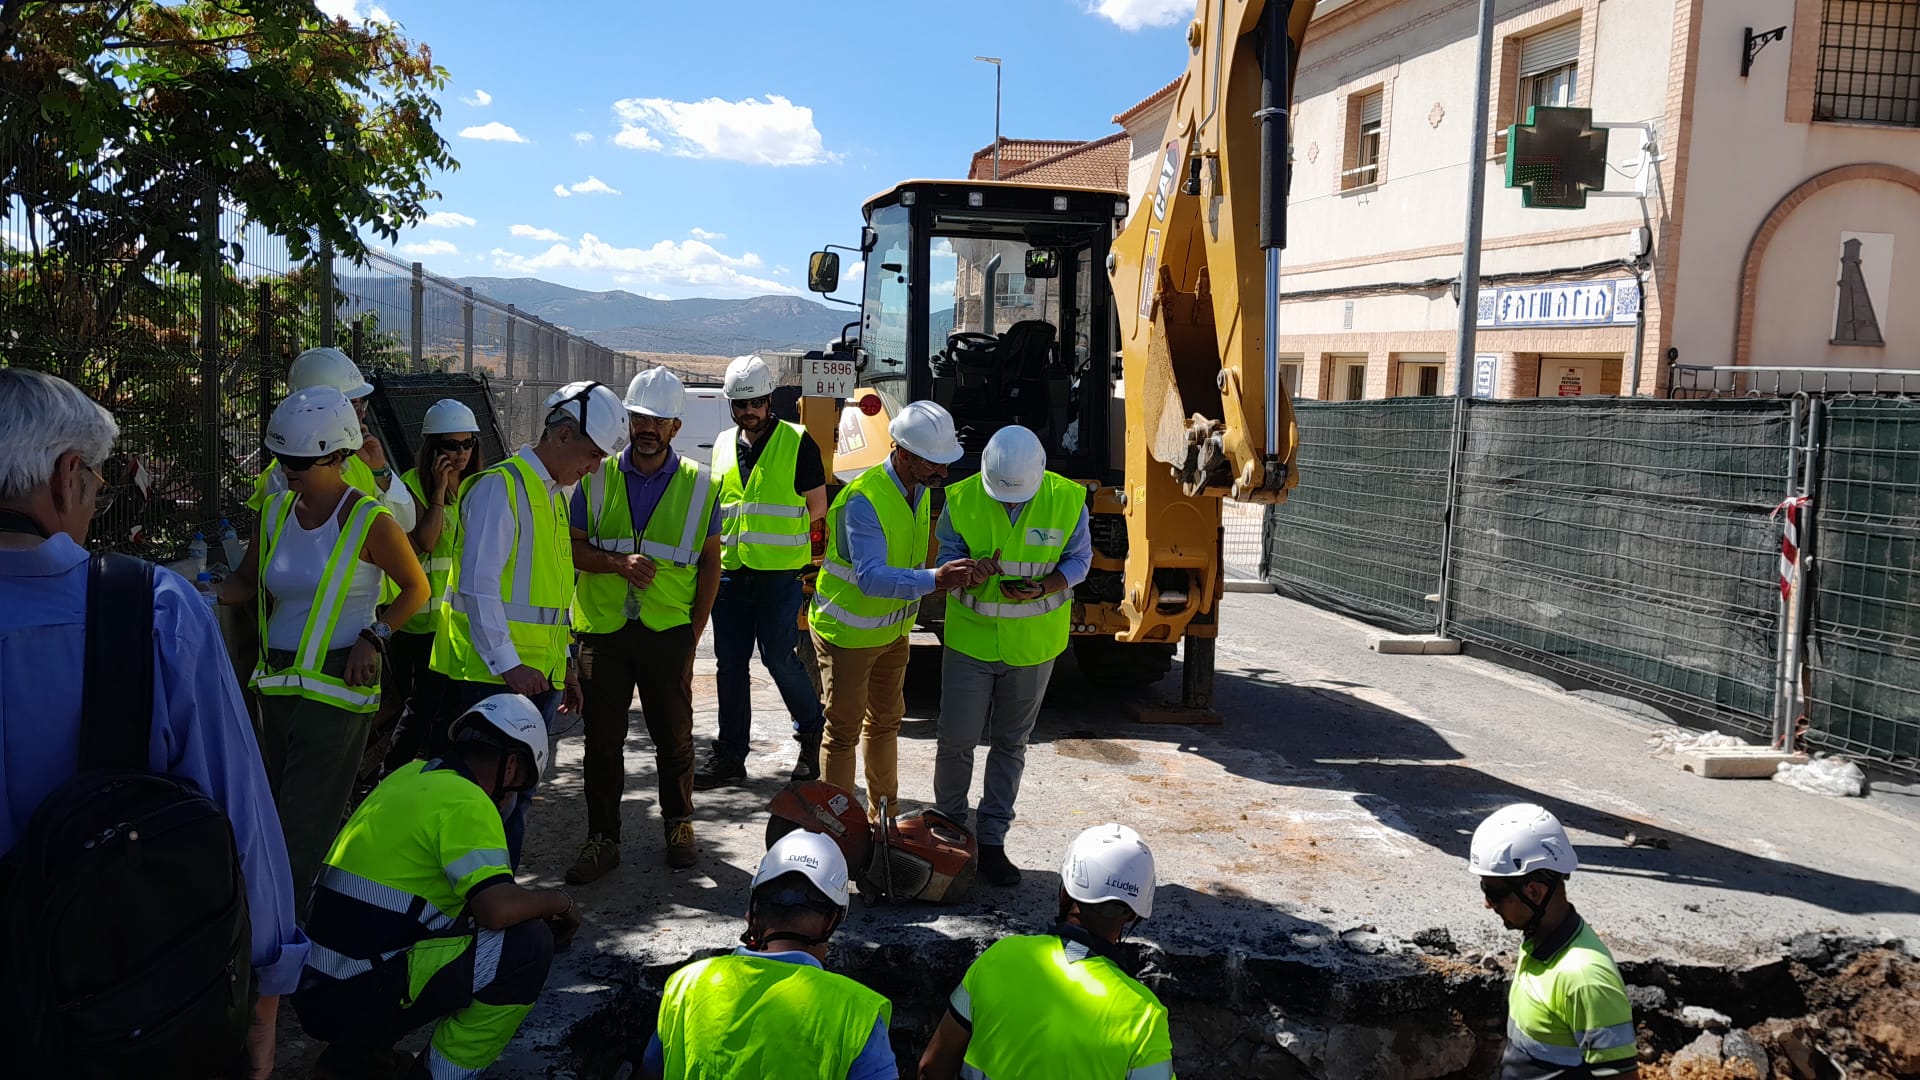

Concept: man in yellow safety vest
[[1471, 803, 1639, 1079], [430, 379, 629, 871], [695, 354, 830, 790], [642, 830, 895, 1080], [932, 425, 1091, 886], [919, 823, 1174, 1080], [809, 400, 976, 821], [565, 367, 722, 880]]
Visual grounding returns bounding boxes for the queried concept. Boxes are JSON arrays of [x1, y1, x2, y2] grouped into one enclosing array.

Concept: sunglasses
[[730, 395, 773, 410], [1480, 879, 1521, 903], [437, 437, 479, 452], [275, 452, 333, 473]]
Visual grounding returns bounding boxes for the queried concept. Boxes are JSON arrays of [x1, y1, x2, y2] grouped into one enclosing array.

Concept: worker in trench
[[642, 830, 897, 1079], [931, 424, 1092, 886], [1472, 803, 1639, 1078], [918, 822, 1175, 1079]]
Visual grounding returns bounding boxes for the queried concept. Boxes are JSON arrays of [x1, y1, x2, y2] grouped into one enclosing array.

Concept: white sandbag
[[1771, 755, 1866, 797]]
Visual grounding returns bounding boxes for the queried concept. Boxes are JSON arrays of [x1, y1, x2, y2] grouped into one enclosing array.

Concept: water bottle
[[195, 571, 218, 611], [217, 517, 245, 571], [187, 532, 208, 577]]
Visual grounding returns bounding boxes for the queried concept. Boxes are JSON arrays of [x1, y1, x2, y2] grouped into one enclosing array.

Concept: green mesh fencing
[[1809, 400, 1920, 765], [1262, 400, 1455, 631], [1444, 399, 1792, 736]]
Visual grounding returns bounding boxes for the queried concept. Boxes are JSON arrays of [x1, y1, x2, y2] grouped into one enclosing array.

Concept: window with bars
[[1816, 0, 1920, 127], [1343, 89, 1384, 190]]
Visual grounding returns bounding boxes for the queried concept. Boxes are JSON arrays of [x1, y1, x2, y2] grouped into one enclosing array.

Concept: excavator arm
[[1108, 0, 1314, 649]]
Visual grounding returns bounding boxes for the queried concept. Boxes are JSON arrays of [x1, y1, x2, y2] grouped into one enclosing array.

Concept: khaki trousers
[[815, 630, 911, 816]]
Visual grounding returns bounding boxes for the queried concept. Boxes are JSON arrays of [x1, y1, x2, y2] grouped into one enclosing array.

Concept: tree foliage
[[1, 0, 456, 271]]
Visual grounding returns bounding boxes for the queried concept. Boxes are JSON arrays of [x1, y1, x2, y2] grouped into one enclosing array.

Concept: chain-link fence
[[1263, 395, 1918, 772]]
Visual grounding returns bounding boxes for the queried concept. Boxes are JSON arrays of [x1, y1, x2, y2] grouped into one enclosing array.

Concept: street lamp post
[[974, 56, 1002, 178]]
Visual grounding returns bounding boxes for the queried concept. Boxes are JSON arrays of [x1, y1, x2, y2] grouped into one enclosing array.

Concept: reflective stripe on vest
[[656, 954, 890, 1080], [571, 453, 718, 635], [941, 472, 1082, 667], [713, 421, 812, 571], [809, 465, 929, 649], [430, 456, 574, 684], [250, 491, 388, 713], [1504, 919, 1639, 1073], [401, 468, 461, 635], [958, 935, 1173, 1080]]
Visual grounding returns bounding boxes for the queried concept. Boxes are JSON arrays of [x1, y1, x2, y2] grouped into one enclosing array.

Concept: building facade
[[1109, 0, 1920, 399]]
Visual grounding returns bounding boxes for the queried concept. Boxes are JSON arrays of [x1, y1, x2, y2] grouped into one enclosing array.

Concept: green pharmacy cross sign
[[1506, 106, 1610, 210]]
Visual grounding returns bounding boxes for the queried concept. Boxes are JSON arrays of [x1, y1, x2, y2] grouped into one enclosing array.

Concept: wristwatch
[[365, 621, 393, 642]]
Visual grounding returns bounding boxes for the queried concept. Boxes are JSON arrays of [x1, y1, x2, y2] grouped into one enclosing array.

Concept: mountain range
[[454, 277, 856, 357]]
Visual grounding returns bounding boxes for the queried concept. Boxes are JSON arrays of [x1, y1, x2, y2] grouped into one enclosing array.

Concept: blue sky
[[327, 0, 1195, 300]]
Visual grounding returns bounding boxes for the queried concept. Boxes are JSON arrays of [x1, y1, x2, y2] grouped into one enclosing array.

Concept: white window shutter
[[1519, 22, 1581, 75], [1359, 91, 1383, 126]]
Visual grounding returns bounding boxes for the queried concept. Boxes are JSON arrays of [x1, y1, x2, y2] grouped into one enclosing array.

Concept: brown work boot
[[665, 819, 697, 869], [564, 834, 620, 885]]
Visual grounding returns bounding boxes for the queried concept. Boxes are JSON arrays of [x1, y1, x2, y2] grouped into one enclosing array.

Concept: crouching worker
[[643, 831, 896, 1079], [294, 695, 583, 1080], [919, 823, 1175, 1080]]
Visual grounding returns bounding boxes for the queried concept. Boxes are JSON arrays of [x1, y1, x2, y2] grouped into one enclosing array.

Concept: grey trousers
[[932, 649, 1056, 847]]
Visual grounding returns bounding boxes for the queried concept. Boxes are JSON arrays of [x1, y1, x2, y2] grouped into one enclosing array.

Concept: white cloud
[[689, 227, 725, 241], [573, 131, 594, 144], [510, 224, 569, 242], [1087, 0, 1188, 30], [460, 89, 493, 107], [611, 94, 837, 166], [774, 264, 790, 275], [491, 234, 794, 296], [316, 1, 393, 25], [400, 239, 459, 257], [459, 122, 528, 143], [422, 211, 477, 228], [553, 175, 620, 196]]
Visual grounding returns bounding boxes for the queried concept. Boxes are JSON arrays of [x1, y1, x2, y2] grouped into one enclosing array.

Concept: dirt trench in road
[[562, 932, 1920, 1080]]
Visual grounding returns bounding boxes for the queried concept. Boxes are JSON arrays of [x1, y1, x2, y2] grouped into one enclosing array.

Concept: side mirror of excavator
[[1024, 248, 1059, 279], [807, 251, 841, 294]]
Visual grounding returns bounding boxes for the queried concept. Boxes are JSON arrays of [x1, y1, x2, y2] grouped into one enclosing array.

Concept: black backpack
[[0, 554, 253, 1078]]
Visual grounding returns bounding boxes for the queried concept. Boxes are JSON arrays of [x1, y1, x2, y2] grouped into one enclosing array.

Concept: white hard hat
[[981, 425, 1046, 503], [889, 400, 963, 465], [544, 380, 631, 456], [421, 398, 480, 436], [624, 367, 685, 420], [1061, 823, 1156, 920], [450, 693, 549, 786], [1469, 803, 1578, 878], [752, 829, 851, 910], [723, 355, 777, 400], [288, 346, 373, 401], [265, 386, 363, 458]]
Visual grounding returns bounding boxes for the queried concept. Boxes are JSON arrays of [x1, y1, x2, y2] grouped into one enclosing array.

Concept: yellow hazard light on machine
[[1052, 195, 1070, 211], [967, 191, 984, 207]]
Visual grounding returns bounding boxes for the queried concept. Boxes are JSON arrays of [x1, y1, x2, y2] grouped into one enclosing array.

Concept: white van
[[678, 385, 730, 467]]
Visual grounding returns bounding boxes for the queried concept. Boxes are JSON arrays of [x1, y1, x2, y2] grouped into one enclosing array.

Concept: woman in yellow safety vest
[[224, 385, 429, 917], [380, 398, 488, 774]]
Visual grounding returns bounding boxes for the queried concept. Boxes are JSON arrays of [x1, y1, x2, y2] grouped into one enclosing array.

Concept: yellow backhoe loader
[[798, 1, 1315, 709]]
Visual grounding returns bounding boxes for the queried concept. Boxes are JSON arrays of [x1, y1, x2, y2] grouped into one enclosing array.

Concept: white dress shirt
[[455, 446, 562, 675]]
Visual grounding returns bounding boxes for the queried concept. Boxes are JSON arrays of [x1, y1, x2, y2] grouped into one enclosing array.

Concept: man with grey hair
[[0, 368, 310, 1079], [429, 379, 631, 870]]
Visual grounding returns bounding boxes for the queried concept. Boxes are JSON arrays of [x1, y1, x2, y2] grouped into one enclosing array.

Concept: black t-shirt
[[735, 426, 826, 496]]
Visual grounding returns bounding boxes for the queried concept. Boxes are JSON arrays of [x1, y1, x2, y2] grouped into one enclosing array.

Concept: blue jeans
[[712, 569, 824, 764], [445, 678, 562, 872]]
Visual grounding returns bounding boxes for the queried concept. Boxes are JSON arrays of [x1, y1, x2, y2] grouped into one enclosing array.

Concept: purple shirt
[[569, 446, 722, 540]]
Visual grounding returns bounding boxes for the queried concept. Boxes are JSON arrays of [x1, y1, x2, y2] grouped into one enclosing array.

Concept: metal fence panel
[[1263, 400, 1454, 631], [1445, 399, 1791, 736], [1809, 400, 1920, 764]]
